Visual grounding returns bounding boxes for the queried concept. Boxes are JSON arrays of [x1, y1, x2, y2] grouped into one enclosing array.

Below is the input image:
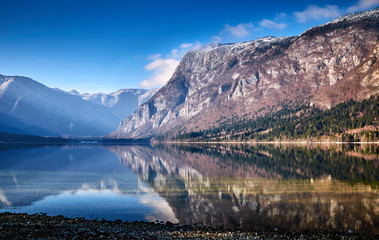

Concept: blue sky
[[1, 0, 378, 93]]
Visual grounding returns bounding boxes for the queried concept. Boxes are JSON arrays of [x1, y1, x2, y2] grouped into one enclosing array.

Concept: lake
[[0, 143, 378, 233]]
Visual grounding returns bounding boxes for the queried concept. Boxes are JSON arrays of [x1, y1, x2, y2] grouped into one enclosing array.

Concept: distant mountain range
[[73, 88, 157, 119], [0, 74, 156, 136], [112, 8, 379, 139]]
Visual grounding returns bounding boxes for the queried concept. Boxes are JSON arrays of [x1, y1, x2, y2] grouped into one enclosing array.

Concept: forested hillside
[[166, 95, 379, 142]]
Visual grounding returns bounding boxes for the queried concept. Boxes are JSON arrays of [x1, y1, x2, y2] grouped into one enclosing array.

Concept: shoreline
[[163, 141, 379, 144], [1, 212, 378, 239]]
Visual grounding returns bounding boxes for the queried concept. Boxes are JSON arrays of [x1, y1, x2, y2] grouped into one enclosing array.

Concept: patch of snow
[[269, 83, 281, 89], [138, 88, 158, 105], [218, 86, 223, 94], [232, 72, 240, 80], [11, 97, 21, 112], [0, 78, 14, 92], [301, 8, 379, 36]]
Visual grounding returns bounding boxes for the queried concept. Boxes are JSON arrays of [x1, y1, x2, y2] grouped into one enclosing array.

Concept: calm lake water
[[0, 143, 378, 233]]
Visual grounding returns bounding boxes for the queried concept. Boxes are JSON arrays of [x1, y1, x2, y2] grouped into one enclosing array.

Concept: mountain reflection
[[108, 143, 379, 232], [0, 145, 177, 222], [0, 143, 378, 232]]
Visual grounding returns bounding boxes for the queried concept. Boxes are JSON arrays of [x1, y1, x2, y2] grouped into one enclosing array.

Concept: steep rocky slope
[[113, 8, 379, 138]]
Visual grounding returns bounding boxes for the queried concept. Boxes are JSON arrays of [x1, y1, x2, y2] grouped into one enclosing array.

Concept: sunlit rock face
[[112, 8, 379, 138], [108, 144, 379, 232]]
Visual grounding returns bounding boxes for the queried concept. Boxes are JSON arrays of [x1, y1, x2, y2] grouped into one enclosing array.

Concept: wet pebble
[[0, 212, 378, 239]]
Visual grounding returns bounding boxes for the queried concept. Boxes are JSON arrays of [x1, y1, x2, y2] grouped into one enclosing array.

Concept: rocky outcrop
[[112, 8, 379, 138]]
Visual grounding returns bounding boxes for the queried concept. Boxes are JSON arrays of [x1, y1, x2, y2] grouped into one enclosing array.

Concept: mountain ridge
[[0, 74, 156, 136], [71, 88, 157, 119], [112, 8, 379, 138]]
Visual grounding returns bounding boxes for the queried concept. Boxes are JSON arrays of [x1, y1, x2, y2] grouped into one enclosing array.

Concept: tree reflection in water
[[109, 143, 379, 232]]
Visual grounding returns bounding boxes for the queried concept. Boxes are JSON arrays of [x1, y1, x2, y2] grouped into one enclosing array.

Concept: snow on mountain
[[328, 7, 379, 25], [112, 7, 379, 138], [301, 7, 379, 36], [77, 88, 157, 119], [0, 75, 157, 136]]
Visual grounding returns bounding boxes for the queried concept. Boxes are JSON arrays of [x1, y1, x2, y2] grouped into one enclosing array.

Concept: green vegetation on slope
[[166, 95, 379, 142]]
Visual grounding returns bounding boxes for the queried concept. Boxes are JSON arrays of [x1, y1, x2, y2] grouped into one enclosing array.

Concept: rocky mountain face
[[113, 8, 379, 138], [0, 75, 156, 136]]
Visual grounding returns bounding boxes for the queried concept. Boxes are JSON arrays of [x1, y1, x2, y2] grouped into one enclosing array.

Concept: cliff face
[[113, 8, 379, 138]]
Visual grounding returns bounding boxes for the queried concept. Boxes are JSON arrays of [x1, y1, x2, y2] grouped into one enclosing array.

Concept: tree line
[[170, 95, 379, 142]]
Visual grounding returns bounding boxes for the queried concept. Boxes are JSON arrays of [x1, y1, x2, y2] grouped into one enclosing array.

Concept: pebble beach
[[1, 212, 378, 239]]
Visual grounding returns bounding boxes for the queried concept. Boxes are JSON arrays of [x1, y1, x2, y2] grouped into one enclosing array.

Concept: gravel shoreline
[[1, 212, 378, 239]]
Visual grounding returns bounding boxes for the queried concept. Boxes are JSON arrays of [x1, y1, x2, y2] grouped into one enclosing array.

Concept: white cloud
[[294, 5, 341, 23], [139, 58, 180, 88], [259, 19, 287, 29], [180, 43, 194, 49], [191, 42, 202, 51], [169, 49, 181, 59], [222, 22, 254, 38], [147, 54, 161, 60], [348, 0, 379, 12], [169, 42, 201, 58], [211, 36, 222, 43], [139, 42, 202, 88], [275, 12, 287, 21]]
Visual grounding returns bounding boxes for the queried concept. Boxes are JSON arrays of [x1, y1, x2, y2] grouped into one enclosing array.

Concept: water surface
[[0, 143, 378, 233]]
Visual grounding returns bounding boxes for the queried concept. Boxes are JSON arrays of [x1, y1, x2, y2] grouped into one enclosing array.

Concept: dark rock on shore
[[1, 212, 378, 239]]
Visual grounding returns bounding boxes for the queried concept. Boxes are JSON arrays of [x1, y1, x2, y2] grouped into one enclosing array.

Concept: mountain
[[79, 88, 157, 119], [0, 75, 156, 136], [112, 8, 379, 138]]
